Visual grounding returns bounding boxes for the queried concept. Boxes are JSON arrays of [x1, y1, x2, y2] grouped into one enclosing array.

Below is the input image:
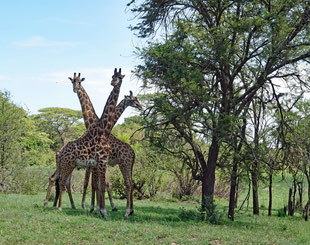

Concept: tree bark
[[297, 181, 303, 211], [234, 178, 239, 209], [288, 188, 294, 216], [268, 172, 272, 216], [251, 168, 259, 215], [202, 136, 219, 210], [305, 183, 310, 221], [228, 160, 238, 220]]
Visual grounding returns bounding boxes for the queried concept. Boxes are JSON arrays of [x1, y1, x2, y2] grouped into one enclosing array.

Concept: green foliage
[[200, 197, 223, 225], [0, 91, 29, 167], [0, 91, 87, 194], [32, 107, 84, 150]]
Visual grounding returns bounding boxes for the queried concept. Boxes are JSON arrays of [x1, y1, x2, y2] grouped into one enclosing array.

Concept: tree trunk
[[228, 160, 238, 220], [288, 188, 294, 216], [228, 115, 247, 220], [268, 172, 272, 216], [234, 178, 239, 209], [304, 177, 310, 221], [251, 169, 259, 215], [202, 136, 219, 211], [297, 182, 303, 211]]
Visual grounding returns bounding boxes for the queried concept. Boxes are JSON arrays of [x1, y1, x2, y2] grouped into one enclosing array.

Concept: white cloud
[[12, 36, 77, 48]]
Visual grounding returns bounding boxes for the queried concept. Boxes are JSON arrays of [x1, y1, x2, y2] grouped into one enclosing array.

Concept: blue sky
[[0, 0, 143, 123]]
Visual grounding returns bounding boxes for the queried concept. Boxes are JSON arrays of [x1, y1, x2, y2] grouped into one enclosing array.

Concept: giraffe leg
[[58, 166, 75, 211], [97, 160, 108, 218], [95, 187, 101, 214], [44, 172, 56, 208], [107, 179, 117, 211], [129, 178, 134, 216], [53, 178, 60, 209], [81, 167, 91, 210], [65, 174, 76, 209], [94, 169, 101, 214], [90, 169, 98, 213], [58, 179, 65, 211], [124, 179, 132, 217], [119, 164, 133, 217], [129, 170, 134, 215]]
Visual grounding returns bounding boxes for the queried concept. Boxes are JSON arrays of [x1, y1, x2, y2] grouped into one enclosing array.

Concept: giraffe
[[51, 68, 124, 218], [44, 72, 115, 210], [44, 89, 142, 216], [67, 73, 141, 215], [81, 90, 142, 215]]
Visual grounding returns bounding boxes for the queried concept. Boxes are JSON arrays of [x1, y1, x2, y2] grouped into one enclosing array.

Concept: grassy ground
[[0, 190, 309, 245]]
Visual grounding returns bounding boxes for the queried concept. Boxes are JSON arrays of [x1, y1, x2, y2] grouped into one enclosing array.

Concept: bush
[[1, 166, 53, 195], [200, 197, 223, 225]]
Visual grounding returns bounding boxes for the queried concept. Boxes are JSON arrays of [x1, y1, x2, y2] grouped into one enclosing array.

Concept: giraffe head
[[111, 68, 125, 86], [124, 91, 142, 110], [68, 73, 85, 93]]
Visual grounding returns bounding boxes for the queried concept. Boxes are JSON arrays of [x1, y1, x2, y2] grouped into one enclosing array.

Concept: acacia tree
[[129, 0, 310, 213], [32, 107, 84, 150]]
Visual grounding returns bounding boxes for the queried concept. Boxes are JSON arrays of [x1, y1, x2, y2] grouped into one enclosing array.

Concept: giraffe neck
[[98, 80, 123, 136], [113, 99, 127, 127], [77, 86, 98, 130]]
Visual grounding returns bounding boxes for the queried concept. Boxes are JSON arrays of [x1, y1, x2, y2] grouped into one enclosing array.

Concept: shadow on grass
[[37, 200, 301, 231], [38, 201, 201, 226]]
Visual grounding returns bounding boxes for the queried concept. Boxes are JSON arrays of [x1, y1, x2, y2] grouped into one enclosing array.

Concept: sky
[[0, 0, 144, 124]]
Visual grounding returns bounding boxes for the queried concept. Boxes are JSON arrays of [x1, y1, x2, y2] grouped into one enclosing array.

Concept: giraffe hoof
[[125, 209, 134, 217], [100, 209, 107, 218], [71, 205, 77, 210], [52, 206, 57, 210], [58, 207, 62, 211], [43, 202, 48, 208], [89, 208, 94, 213], [112, 207, 118, 212]]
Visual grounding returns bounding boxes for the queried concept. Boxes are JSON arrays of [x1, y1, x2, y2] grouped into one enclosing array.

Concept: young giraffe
[[81, 90, 142, 215], [52, 68, 124, 218]]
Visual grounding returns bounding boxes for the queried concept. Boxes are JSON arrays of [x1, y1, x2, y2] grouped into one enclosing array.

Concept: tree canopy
[[129, 0, 310, 213]]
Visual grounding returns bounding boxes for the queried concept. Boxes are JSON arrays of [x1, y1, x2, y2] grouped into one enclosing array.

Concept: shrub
[[200, 197, 223, 225], [1, 166, 52, 195]]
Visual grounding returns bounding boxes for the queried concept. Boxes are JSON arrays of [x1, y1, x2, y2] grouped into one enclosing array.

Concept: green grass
[[0, 192, 310, 245]]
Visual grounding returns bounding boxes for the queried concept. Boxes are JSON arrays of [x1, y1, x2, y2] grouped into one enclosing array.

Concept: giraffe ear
[[121, 75, 125, 79], [68, 77, 73, 81], [81, 78, 85, 82]]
